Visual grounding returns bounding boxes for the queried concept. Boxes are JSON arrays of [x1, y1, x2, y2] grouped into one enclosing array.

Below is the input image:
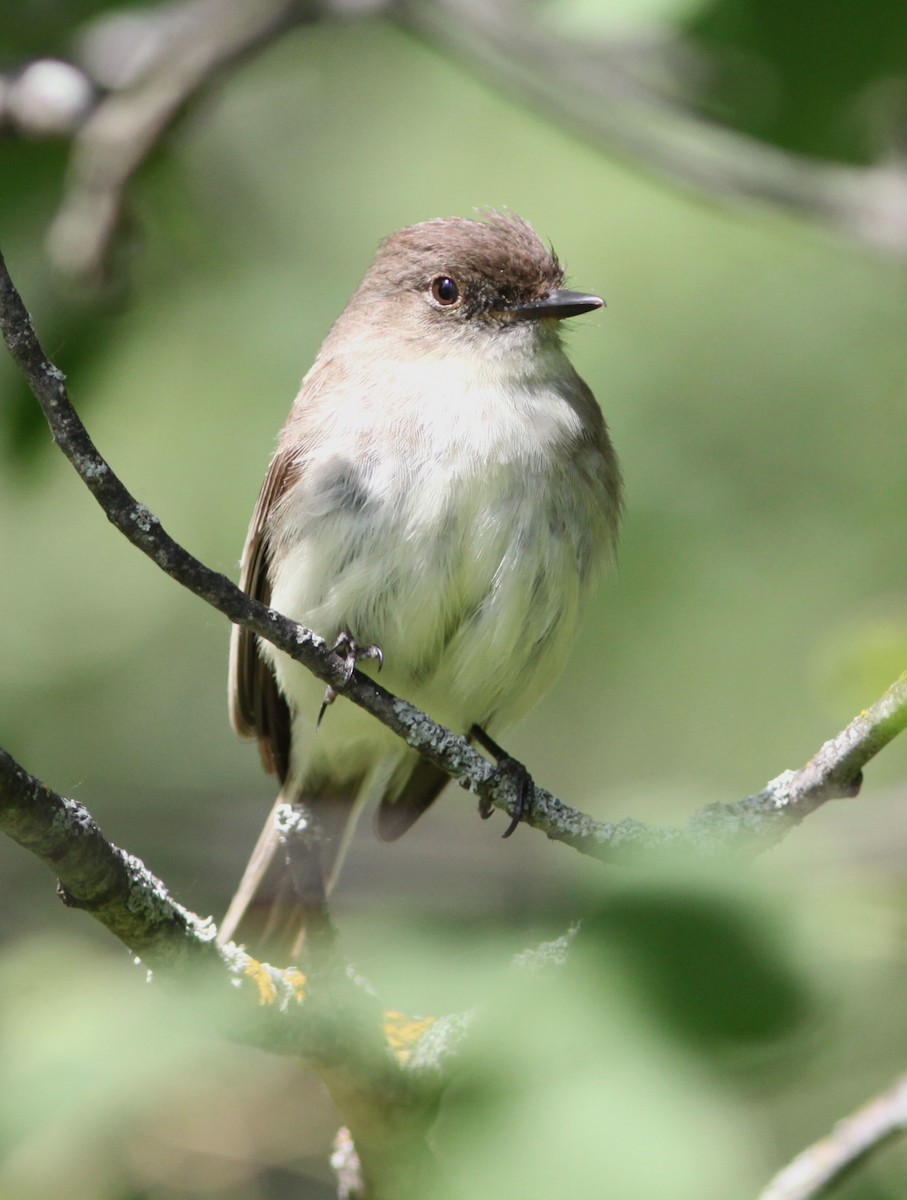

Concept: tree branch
[[684, 670, 907, 857], [46, 0, 327, 284], [758, 1071, 907, 1200], [3, 240, 906, 1200], [397, 0, 907, 257], [0, 745, 220, 972], [0, 740, 454, 1200], [28, 0, 907, 284], [0, 742, 378, 1067], [1, 245, 905, 866]]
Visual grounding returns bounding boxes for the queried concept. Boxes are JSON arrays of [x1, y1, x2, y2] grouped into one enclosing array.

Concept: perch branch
[[1, 248, 905, 864]]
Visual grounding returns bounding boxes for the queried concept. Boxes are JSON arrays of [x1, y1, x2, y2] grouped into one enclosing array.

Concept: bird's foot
[[317, 632, 384, 729], [470, 724, 535, 838]]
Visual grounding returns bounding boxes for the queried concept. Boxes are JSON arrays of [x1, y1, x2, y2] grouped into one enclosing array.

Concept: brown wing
[[228, 446, 298, 784]]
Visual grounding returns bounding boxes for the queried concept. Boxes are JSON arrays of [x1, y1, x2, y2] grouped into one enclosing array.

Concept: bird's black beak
[[506, 289, 605, 320]]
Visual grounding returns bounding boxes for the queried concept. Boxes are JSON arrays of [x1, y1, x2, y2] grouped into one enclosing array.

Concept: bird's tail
[[216, 779, 366, 962], [217, 751, 452, 961]]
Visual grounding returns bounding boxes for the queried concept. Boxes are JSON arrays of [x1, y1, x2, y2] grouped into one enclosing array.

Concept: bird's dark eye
[[430, 275, 460, 306]]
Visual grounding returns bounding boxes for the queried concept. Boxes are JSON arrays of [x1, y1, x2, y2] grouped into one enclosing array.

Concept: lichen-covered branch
[[0, 741, 449, 1200], [0, 743, 369, 1062], [683, 670, 907, 857], [758, 1070, 907, 1200], [0, 745, 220, 971], [1, 246, 905, 866]]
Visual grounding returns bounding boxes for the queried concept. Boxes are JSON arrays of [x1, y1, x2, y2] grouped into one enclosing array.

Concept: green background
[[1, 4, 906, 1197]]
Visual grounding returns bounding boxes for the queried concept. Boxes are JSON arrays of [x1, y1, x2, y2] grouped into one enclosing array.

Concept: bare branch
[[1, 246, 905, 865], [0, 741, 449, 1199], [0, 742, 386, 1067], [686, 671, 907, 857], [758, 1071, 907, 1200], [396, 0, 907, 258], [34, 0, 907, 285], [46, 0, 328, 284], [10, 0, 903, 286], [0, 745, 220, 972]]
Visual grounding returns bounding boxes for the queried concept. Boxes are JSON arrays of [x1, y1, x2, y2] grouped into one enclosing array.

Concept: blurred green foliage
[[688, 0, 907, 161], [1, 1, 906, 1197]]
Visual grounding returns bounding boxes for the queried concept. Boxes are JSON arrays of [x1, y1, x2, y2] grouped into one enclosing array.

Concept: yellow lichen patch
[[244, 958, 277, 1005], [243, 958, 307, 1006], [284, 967, 307, 1002], [383, 1010, 436, 1064]]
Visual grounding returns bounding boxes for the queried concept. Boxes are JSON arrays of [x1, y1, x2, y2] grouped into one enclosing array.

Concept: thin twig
[[47, 0, 326, 284], [1, 246, 905, 862], [685, 671, 907, 856], [758, 1072, 907, 1200], [397, 0, 907, 257]]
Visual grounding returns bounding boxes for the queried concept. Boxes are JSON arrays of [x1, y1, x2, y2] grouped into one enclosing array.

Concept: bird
[[218, 212, 622, 957]]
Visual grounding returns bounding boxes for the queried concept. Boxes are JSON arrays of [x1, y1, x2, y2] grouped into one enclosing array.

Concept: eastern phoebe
[[219, 213, 622, 953]]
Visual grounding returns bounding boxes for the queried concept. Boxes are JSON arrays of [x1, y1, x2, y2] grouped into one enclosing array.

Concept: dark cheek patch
[[313, 457, 372, 515]]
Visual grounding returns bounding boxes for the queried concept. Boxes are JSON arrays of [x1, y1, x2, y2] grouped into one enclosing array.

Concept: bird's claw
[[317, 632, 384, 729], [470, 725, 535, 838], [316, 686, 338, 730]]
